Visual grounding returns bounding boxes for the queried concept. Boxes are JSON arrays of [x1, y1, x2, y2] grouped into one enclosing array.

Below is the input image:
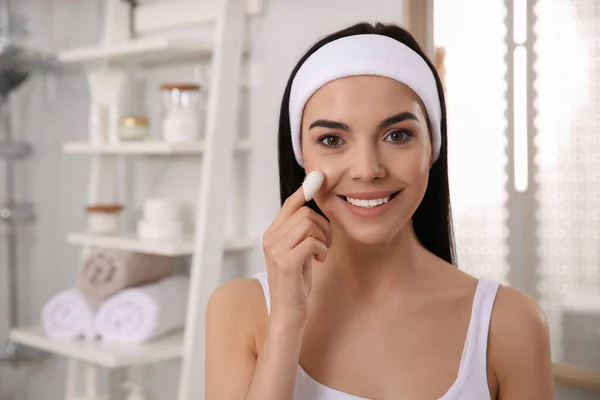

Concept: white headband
[[289, 34, 442, 167]]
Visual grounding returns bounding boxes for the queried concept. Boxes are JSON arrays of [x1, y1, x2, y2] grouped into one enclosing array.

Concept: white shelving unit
[[58, 36, 212, 66], [10, 327, 183, 368], [9, 1, 256, 399], [63, 140, 251, 155], [66, 232, 257, 257]]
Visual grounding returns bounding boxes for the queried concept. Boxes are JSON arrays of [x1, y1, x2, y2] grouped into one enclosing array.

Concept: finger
[[278, 218, 329, 252], [307, 212, 331, 248], [289, 237, 328, 266], [314, 252, 327, 263], [271, 183, 307, 230], [302, 260, 313, 293], [279, 207, 332, 248], [272, 171, 324, 230]]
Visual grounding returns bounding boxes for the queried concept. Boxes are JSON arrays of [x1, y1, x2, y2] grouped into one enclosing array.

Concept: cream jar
[[86, 204, 123, 234], [137, 199, 183, 241], [118, 116, 149, 141], [137, 219, 183, 241]]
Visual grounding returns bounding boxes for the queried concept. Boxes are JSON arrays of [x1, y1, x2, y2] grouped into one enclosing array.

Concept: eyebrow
[[308, 111, 420, 132], [308, 119, 350, 131], [378, 112, 420, 129]]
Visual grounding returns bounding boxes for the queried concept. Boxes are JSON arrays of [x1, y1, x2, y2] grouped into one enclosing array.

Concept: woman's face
[[301, 76, 432, 245]]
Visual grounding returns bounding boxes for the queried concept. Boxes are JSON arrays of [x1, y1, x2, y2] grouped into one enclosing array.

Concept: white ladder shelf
[[8, 0, 257, 399]]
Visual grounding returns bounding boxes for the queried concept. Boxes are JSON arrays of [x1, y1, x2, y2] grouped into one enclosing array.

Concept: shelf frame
[[10, 327, 183, 369], [67, 232, 257, 256], [62, 140, 251, 155], [58, 37, 212, 66]]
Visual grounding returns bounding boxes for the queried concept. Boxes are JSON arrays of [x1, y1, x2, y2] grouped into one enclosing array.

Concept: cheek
[[403, 136, 432, 181], [387, 146, 430, 180], [418, 142, 433, 184], [304, 160, 345, 206], [302, 135, 345, 188], [411, 152, 432, 196], [419, 152, 430, 175]]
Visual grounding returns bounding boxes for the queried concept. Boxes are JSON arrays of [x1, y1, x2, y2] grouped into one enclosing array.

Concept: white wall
[[0, 0, 594, 399]]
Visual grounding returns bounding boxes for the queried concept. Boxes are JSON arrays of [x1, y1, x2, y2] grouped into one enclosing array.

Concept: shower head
[[0, 67, 27, 97], [0, 40, 56, 97]]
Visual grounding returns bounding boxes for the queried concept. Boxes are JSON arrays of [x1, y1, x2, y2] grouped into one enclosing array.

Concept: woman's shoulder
[[206, 276, 269, 353], [207, 276, 268, 322], [487, 283, 554, 395], [490, 284, 550, 346]]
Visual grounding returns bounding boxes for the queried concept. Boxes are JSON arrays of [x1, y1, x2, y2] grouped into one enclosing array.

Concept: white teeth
[[345, 196, 390, 208]]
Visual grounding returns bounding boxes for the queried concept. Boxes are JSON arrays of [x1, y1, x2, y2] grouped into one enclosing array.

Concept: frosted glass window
[[534, 0, 600, 364], [435, 0, 600, 368], [434, 0, 509, 284]]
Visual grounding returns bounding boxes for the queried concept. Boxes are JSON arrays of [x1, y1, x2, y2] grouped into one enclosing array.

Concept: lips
[[337, 190, 403, 217]]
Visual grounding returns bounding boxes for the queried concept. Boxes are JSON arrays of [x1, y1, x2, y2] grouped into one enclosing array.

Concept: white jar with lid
[[86, 204, 123, 234], [160, 83, 203, 143]]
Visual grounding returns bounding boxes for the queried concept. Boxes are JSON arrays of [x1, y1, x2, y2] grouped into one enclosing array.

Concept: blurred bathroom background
[[0, 0, 598, 399]]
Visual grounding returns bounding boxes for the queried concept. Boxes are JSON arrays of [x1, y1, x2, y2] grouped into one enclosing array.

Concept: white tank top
[[254, 271, 500, 400]]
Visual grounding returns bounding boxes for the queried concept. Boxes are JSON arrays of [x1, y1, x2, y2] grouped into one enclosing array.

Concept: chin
[[342, 224, 404, 245]]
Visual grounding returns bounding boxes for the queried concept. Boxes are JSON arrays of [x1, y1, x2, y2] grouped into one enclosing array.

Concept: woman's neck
[[317, 220, 434, 299]]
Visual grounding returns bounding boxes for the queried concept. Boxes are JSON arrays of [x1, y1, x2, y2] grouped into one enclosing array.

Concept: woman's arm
[[207, 183, 330, 399], [490, 286, 555, 400], [205, 279, 260, 399], [205, 278, 304, 400], [245, 314, 304, 399]]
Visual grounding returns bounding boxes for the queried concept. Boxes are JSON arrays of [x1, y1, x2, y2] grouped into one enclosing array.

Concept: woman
[[206, 23, 555, 399]]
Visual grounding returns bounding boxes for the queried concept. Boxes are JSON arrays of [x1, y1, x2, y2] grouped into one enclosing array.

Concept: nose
[[348, 140, 385, 181]]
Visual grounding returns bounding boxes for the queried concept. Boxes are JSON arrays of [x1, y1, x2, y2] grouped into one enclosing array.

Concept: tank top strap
[[254, 271, 271, 315], [461, 277, 501, 382]]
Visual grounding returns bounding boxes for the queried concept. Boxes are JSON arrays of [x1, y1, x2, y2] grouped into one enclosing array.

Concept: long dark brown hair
[[277, 22, 456, 265]]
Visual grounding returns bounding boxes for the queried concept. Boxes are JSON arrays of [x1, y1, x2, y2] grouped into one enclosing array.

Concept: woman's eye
[[385, 130, 412, 143], [319, 135, 345, 147]]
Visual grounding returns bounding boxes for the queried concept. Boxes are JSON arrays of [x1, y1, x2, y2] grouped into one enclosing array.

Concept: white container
[[142, 199, 181, 223], [160, 83, 203, 143], [89, 103, 108, 144], [162, 111, 200, 143], [86, 205, 123, 234], [137, 219, 183, 241]]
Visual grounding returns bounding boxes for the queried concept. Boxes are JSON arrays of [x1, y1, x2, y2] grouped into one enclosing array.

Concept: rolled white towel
[[95, 275, 189, 344], [41, 288, 96, 340]]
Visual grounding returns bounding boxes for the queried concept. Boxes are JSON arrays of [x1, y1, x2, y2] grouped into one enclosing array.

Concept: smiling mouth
[[337, 190, 402, 208]]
